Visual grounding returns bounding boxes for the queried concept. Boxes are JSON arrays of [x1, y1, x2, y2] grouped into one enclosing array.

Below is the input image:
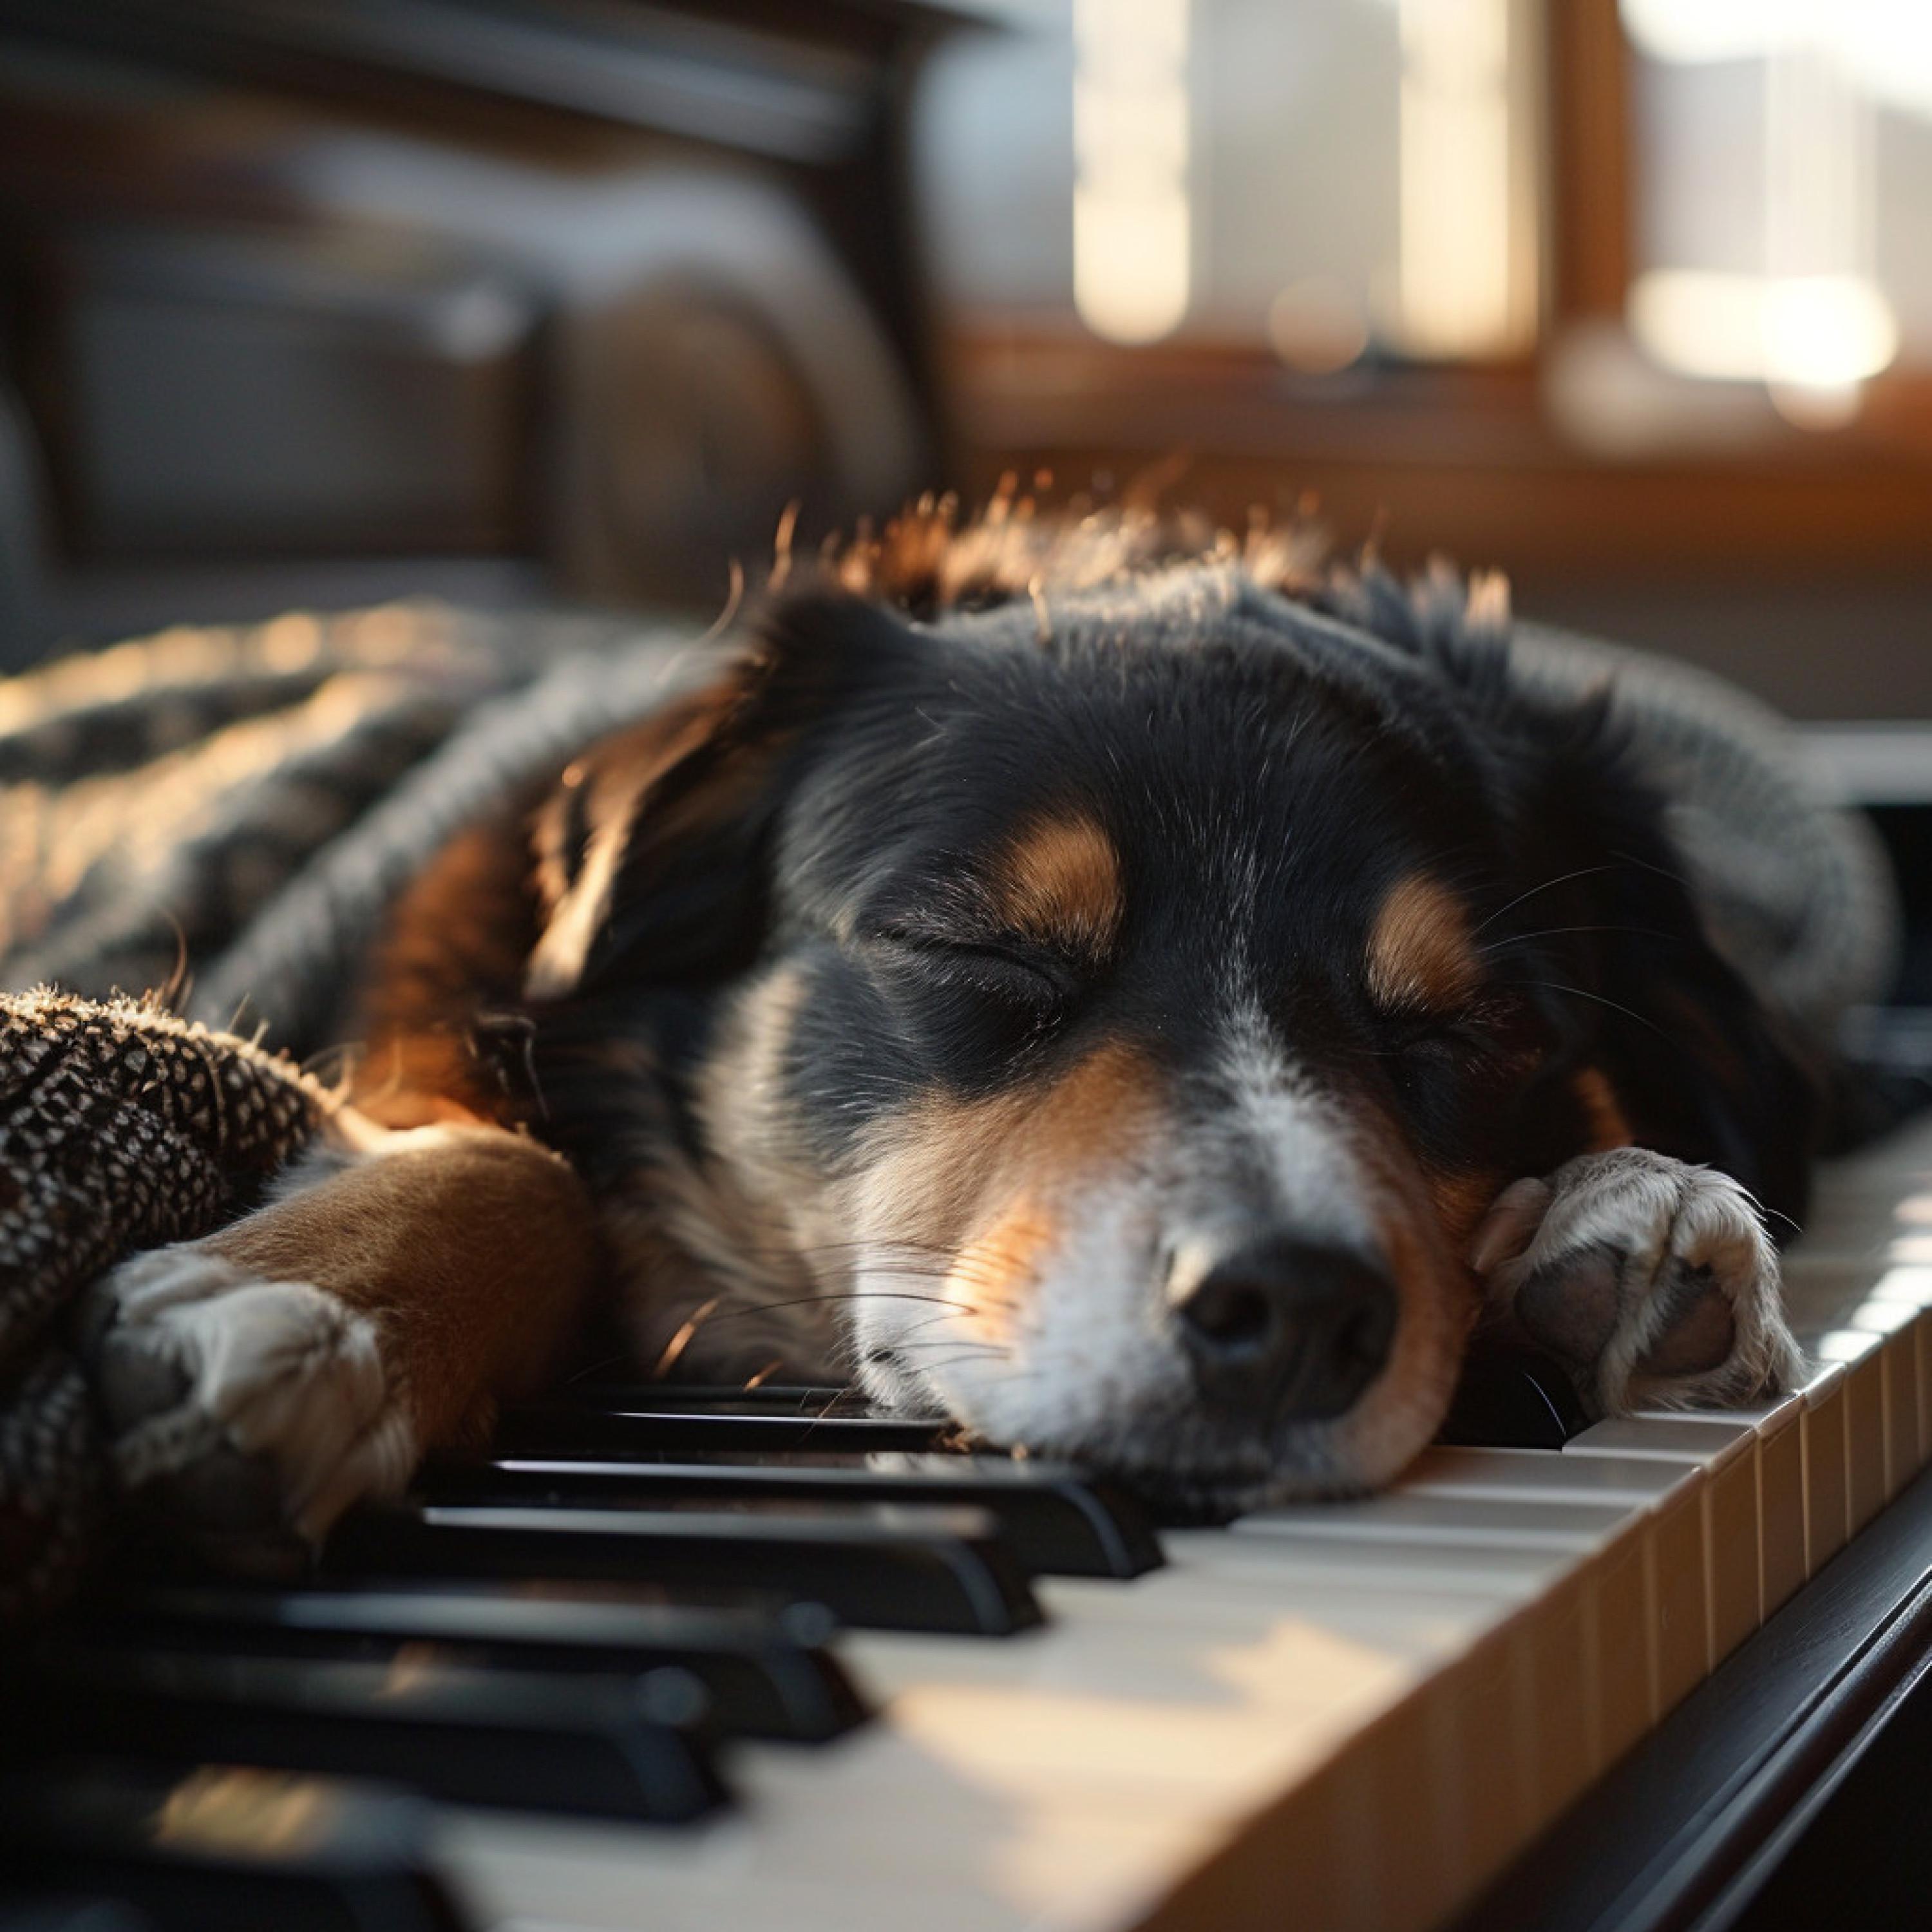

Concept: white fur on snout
[[849, 995, 1465, 1499], [1214, 999, 1378, 1255], [848, 1162, 1194, 1446], [93, 1247, 417, 1542], [1477, 1147, 1802, 1415], [1182, 997, 1464, 1492]]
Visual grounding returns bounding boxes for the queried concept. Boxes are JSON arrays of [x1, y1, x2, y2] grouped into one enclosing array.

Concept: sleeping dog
[[88, 509, 1819, 1548]]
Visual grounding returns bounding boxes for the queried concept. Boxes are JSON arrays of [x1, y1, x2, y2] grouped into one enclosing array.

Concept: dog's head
[[523, 556, 1795, 1508]]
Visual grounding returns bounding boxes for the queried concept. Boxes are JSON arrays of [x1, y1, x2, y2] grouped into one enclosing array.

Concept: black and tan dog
[[90, 509, 1815, 1544]]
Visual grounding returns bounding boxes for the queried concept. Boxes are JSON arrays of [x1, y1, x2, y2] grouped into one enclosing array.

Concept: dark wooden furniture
[[0, 0, 969, 662]]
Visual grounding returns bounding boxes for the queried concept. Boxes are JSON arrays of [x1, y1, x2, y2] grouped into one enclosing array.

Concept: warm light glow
[[1267, 276, 1370, 374], [1629, 270, 1898, 388], [1396, 0, 1530, 359], [1621, 1, 1932, 124], [1620, 0, 1793, 64], [1072, 0, 1191, 345], [155, 1767, 332, 1855], [1621, 1, 1908, 423]]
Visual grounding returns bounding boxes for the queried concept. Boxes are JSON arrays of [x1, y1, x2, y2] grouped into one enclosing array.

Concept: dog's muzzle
[[1165, 1222, 1398, 1426]]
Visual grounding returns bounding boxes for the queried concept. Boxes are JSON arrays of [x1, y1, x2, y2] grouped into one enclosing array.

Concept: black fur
[[518, 562, 1819, 1246]]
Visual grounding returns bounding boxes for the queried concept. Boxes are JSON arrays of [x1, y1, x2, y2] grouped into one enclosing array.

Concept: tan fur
[[1365, 873, 1480, 1013], [354, 819, 539, 1128], [1573, 1066, 1636, 1153], [525, 666, 761, 998], [986, 812, 1124, 961], [1420, 1162, 1508, 1254], [198, 1120, 598, 1448], [847, 1041, 1159, 1329], [816, 488, 1329, 615], [946, 1195, 1061, 1339]]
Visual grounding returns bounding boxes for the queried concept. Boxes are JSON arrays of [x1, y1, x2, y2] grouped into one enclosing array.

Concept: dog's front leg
[[80, 1118, 598, 1564], [1468, 1146, 1804, 1418]]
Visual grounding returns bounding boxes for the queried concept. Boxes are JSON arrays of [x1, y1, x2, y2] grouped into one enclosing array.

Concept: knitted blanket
[[0, 991, 326, 1622], [0, 563, 1901, 1624], [1, 601, 702, 1622]]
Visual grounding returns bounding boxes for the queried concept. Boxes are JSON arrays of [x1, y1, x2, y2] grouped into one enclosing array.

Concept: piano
[[8, 1110, 1932, 1932]]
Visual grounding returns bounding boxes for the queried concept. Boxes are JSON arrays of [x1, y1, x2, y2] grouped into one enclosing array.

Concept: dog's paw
[[80, 1244, 417, 1562], [1470, 1147, 1803, 1417]]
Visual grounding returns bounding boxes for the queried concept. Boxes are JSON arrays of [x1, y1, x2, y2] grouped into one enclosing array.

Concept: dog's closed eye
[[870, 933, 1075, 1052]]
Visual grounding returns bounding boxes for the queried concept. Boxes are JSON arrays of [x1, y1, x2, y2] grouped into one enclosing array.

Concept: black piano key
[[495, 1405, 955, 1456], [0, 1762, 469, 1932], [325, 1502, 1045, 1636], [416, 1452, 1164, 1580], [1434, 1344, 1591, 1450], [90, 1585, 868, 1743], [0, 1649, 725, 1825]]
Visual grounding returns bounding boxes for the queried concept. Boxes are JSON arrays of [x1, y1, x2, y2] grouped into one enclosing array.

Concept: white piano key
[[1631, 1394, 1808, 1622], [1740, 1392, 1812, 1615], [1216, 1503, 1616, 1883], [438, 1745, 1230, 1932], [1796, 1354, 1851, 1574], [1781, 1255, 1889, 1331], [1839, 1296, 1925, 1497], [1564, 1416, 1759, 1672], [1397, 1446, 1708, 1798], [1844, 1267, 1932, 1477], [1238, 1492, 1633, 1552], [1868, 1264, 1932, 1466], [1163, 1528, 1574, 1605], [1242, 1482, 1662, 1787], [851, 1541, 1545, 1928], [844, 1573, 1474, 1718], [1811, 1112, 1932, 1183], [873, 1536, 1569, 1929], [1808, 1329, 1888, 1531], [1403, 1445, 1700, 1504]]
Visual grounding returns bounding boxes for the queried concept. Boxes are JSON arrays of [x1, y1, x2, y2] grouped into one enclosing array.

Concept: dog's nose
[[1170, 1233, 1397, 1421]]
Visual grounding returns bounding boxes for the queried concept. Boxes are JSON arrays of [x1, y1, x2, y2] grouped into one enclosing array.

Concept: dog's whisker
[[1470, 863, 1624, 938], [1504, 978, 1683, 1046], [894, 1308, 981, 1341], [651, 1296, 721, 1378], [1475, 922, 1678, 956], [905, 1351, 1018, 1376], [696, 1291, 985, 1327]]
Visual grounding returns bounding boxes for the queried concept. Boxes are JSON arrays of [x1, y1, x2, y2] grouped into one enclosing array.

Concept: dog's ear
[[525, 592, 915, 1001], [1490, 685, 1823, 1222]]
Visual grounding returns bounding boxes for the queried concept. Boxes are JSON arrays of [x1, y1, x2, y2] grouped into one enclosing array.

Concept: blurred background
[[2, 0, 1930, 728]]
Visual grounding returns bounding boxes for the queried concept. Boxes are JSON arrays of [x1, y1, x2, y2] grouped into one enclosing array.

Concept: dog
[[86, 505, 1815, 1550]]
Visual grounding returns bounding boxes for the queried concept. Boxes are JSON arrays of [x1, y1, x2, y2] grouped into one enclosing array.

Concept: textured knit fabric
[[0, 601, 699, 1623], [0, 990, 328, 1622]]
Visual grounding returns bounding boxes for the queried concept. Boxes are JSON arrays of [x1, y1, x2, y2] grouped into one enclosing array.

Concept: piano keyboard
[[9, 1115, 1932, 1932]]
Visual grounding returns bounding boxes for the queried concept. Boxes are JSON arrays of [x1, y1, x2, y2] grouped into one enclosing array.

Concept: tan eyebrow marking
[[985, 811, 1124, 958], [1572, 1066, 1634, 1152], [1366, 873, 1481, 1012]]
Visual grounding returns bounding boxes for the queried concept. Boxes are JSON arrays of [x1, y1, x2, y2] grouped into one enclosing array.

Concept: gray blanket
[[0, 601, 703, 1621]]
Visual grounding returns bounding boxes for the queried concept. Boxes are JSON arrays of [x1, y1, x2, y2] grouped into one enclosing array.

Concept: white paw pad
[[84, 1245, 416, 1547], [1472, 1147, 1803, 1416]]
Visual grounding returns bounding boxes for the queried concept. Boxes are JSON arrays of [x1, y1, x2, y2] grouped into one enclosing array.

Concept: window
[[918, 0, 1540, 367]]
